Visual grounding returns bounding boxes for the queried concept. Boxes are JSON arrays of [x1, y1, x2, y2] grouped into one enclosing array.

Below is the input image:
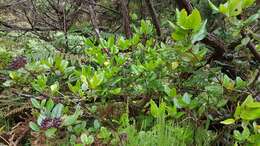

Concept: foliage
[[0, 0, 259, 146]]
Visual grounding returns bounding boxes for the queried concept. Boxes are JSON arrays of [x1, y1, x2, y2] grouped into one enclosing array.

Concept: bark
[[144, 0, 161, 37], [120, 0, 132, 38]]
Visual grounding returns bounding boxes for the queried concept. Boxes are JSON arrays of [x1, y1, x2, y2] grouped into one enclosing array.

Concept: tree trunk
[[120, 0, 132, 38]]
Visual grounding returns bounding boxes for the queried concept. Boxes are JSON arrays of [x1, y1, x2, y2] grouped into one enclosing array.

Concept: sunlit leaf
[[220, 118, 235, 125]]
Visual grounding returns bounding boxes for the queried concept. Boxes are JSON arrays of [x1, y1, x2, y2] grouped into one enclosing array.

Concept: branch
[[241, 31, 260, 61], [144, 0, 161, 37], [88, 0, 101, 40], [0, 20, 57, 32], [120, 0, 132, 38], [246, 41, 260, 61], [177, 0, 193, 13], [86, 1, 121, 15], [0, 0, 27, 9]]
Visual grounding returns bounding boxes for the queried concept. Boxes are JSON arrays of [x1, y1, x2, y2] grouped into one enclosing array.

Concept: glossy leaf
[[220, 118, 235, 125]]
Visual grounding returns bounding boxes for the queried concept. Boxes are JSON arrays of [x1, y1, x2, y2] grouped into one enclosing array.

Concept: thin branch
[[0, 0, 27, 9], [0, 20, 57, 32], [88, 0, 101, 40], [241, 30, 260, 61], [144, 0, 161, 38], [86, 1, 120, 15], [177, 0, 193, 13]]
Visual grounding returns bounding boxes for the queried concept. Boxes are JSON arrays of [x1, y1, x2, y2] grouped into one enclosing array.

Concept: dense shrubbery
[[0, 0, 259, 145]]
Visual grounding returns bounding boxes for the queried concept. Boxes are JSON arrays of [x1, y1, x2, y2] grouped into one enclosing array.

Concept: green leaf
[[240, 108, 260, 120], [252, 33, 260, 41], [140, 20, 152, 35], [164, 86, 177, 97], [228, 0, 242, 16], [223, 75, 235, 90], [241, 95, 254, 107], [247, 134, 260, 144], [29, 122, 40, 131], [241, 127, 250, 140], [150, 100, 159, 118], [158, 102, 166, 116], [110, 88, 121, 95], [37, 114, 46, 126], [80, 133, 94, 145], [131, 34, 140, 45], [108, 36, 115, 48], [63, 115, 77, 126], [80, 75, 87, 83], [171, 28, 188, 41], [182, 93, 191, 104], [242, 0, 255, 8], [50, 82, 59, 93], [234, 104, 241, 120], [171, 62, 179, 70], [208, 0, 219, 13], [166, 106, 177, 117], [205, 85, 223, 97], [85, 39, 95, 47], [188, 9, 202, 30], [40, 99, 47, 108], [31, 98, 41, 109], [63, 108, 82, 126], [51, 103, 64, 118], [217, 99, 228, 107], [94, 119, 100, 129], [241, 37, 250, 46], [98, 127, 111, 140], [46, 98, 55, 112], [168, 21, 177, 30], [177, 9, 189, 29], [192, 20, 207, 43], [177, 9, 202, 30], [246, 102, 260, 108], [234, 130, 243, 141], [243, 13, 259, 25], [220, 118, 235, 125], [88, 71, 104, 89], [219, 3, 229, 16], [235, 77, 247, 89], [45, 128, 57, 138]]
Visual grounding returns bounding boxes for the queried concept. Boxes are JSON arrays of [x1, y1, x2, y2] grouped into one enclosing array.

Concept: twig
[[88, 0, 101, 40], [0, 20, 57, 32], [0, 135, 9, 145], [63, 1, 69, 51], [241, 30, 260, 61], [0, 0, 27, 9], [86, 1, 120, 15]]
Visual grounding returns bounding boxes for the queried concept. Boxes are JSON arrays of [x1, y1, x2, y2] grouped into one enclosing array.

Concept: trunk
[[120, 0, 132, 38]]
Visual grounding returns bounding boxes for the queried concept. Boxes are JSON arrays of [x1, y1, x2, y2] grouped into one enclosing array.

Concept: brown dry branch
[[87, 0, 101, 40], [144, 0, 161, 38]]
